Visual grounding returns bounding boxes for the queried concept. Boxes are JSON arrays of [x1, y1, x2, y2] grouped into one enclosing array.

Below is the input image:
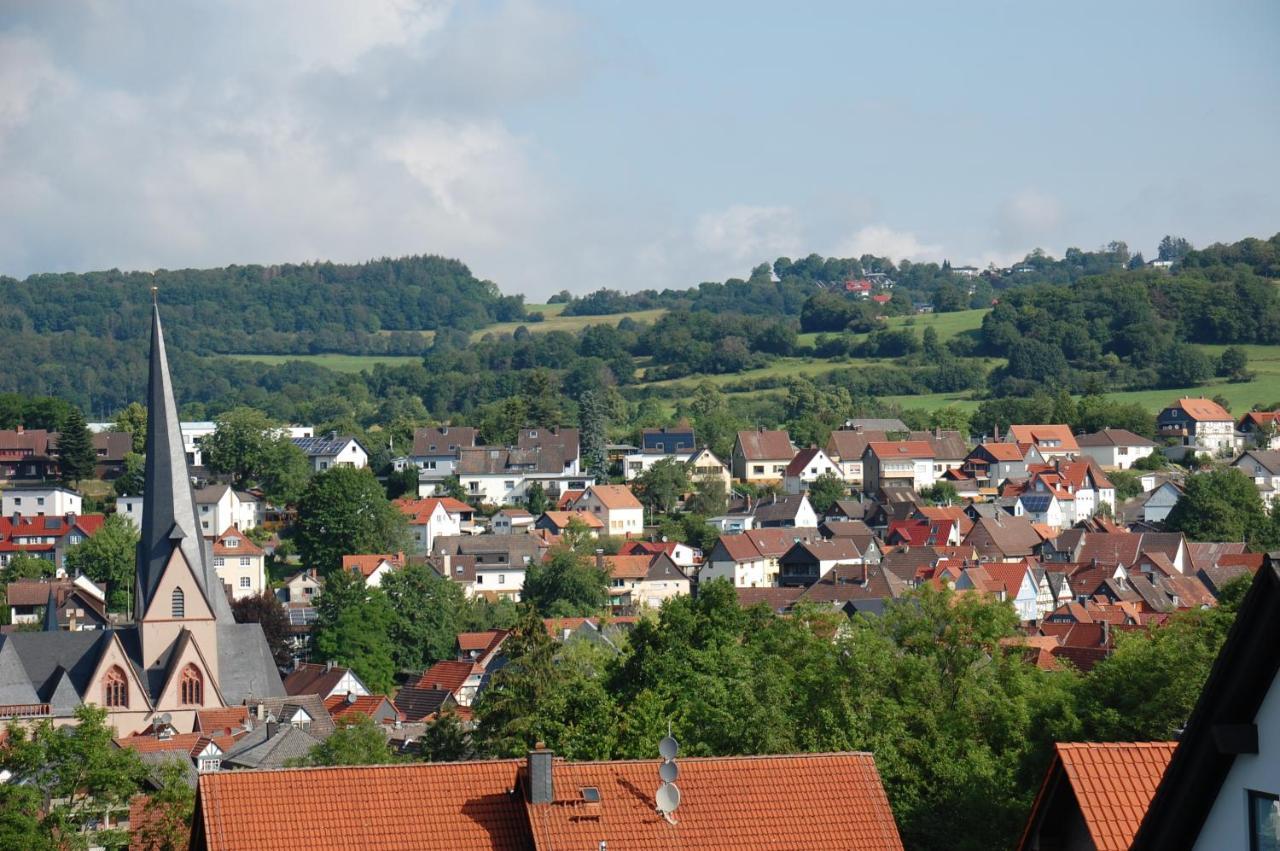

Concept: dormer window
[[225, 537, 239, 548]]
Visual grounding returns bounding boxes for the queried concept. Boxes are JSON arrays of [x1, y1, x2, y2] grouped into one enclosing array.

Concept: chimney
[[595, 548, 605, 571], [1101, 620, 1110, 646], [15, 425, 22, 435], [528, 743, 554, 804], [256, 702, 266, 720], [325, 659, 336, 671], [266, 719, 279, 737]]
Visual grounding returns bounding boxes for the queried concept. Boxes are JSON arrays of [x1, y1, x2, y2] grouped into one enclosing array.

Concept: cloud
[[995, 189, 1064, 250], [693, 205, 804, 272], [831, 225, 941, 263]]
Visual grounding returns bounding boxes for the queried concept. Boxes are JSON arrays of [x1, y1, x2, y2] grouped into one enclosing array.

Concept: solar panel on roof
[[1021, 495, 1052, 512]]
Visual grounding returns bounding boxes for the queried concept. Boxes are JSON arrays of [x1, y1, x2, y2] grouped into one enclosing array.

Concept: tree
[[525, 481, 549, 516], [384, 466, 419, 500], [133, 757, 196, 851], [113, 451, 146, 498], [381, 562, 468, 672], [204, 407, 311, 503], [685, 476, 727, 517], [311, 570, 399, 694], [56, 408, 97, 486], [417, 711, 474, 762], [113, 402, 148, 454], [65, 514, 139, 613], [231, 592, 293, 669], [1107, 470, 1144, 502], [1, 555, 54, 582], [1163, 467, 1273, 547], [0, 704, 149, 849], [522, 369, 562, 428], [437, 475, 469, 503], [521, 533, 609, 618], [919, 481, 960, 506], [296, 466, 409, 575], [578, 390, 609, 481], [806, 471, 848, 513], [632, 457, 690, 518], [1157, 235, 1192, 262], [1158, 343, 1213, 388], [299, 714, 396, 766], [1217, 345, 1249, 379]]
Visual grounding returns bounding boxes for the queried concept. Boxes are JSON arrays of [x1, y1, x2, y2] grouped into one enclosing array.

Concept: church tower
[[135, 295, 233, 682]]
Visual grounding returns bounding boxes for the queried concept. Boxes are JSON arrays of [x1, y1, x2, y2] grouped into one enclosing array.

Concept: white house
[[1018, 493, 1067, 529], [211, 527, 266, 600], [2, 486, 82, 518], [341, 553, 403, 588], [395, 497, 474, 554], [1157, 397, 1240, 455], [291, 433, 369, 472], [456, 446, 592, 506], [1142, 481, 1184, 524], [408, 426, 479, 494], [956, 562, 1040, 622], [1232, 450, 1280, 507], [180, 421, 217, 467], [490, 508, 534, 535], [1076, 428, 1158, 470], [116, 484, 262, 535], [782, 447, 843, 495], [700, 528, 819, 588], [686, 448, 733, 491], [860, 441, 937, 495], [572, 485, 645, 538]]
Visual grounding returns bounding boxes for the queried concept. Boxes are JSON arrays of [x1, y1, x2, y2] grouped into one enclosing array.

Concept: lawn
[[224, 353, 424, 373], [472, 307, 666, 341], [797, 307, 989, 346]]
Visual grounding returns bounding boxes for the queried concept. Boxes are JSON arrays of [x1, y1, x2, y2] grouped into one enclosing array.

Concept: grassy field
[[225, 353, 424, 373], [473, 307, 666, 341], [797, 307, 989, 346]]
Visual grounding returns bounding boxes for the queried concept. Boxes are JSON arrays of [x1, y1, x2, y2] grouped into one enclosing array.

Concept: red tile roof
[[525, 753, 903, 850], [193, 761, 532, 850], [341, 553, 403, 579], [866, 440, 934, 459], [540, 510, 604, 529], [603, 554, 654, 580], [394, 497, 475, 524], [581, 484, 643, 510], [324, 694, 400, 722], [1008, 424, 1080, 451], [211, 527, 264, 556], [194, 706, 250, 735], [416, 660, 479, 693], [1166, 397, 1232, 422], [1023, 742, 1175, 851]]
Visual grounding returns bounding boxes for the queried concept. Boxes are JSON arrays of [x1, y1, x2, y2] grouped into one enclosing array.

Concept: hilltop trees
[[295, 466, 409, 575]]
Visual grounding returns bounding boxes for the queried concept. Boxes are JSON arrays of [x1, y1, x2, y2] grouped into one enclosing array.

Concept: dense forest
[[0, 234, 1276, 433]]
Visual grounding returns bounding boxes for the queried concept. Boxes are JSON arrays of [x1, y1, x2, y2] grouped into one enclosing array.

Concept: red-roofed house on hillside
[[324, 693, 401, 725], [189, 748, 904, 850], [1008, 424, 1079, 460], [0, 512, 106, 573], [885, 518, 960, 548], [956, 561, 1040, 621], [417, 659, 485, 707], [861, 441, 937, 495], [601, 552, 690, 612], [783, 447, 843, 495], [1157, 397, 1239, 454], [340, 553, 404, 587], [394, 497, 474, 554], [732, 428, 797, 483], [572, 484, 644, 537], [1237, 409, 1280, 449], [210, 527, 266, 600], [618, 539, 700, 569], [1018, 742, 1176, 851], [702, 527, 821, 588], [283, 662, 370, 701]]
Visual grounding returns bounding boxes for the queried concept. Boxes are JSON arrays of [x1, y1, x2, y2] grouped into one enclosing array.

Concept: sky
[[1, 1, 1277, 299]]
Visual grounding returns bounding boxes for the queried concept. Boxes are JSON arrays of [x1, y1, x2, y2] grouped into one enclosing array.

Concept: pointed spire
[[136, 298, 233, 623], [43, 586, 59, 632]]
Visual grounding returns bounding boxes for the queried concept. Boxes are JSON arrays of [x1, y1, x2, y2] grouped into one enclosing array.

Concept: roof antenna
[[656, 723, 680, 824]]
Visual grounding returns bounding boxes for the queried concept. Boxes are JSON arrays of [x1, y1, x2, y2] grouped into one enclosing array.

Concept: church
[[0, 300, 284, 734]]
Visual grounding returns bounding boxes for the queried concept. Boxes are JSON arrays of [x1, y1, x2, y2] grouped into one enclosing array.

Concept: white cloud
[[693, 204, 804, 272], [832, 225, 941, 263], [995, 189, 1064, 250]]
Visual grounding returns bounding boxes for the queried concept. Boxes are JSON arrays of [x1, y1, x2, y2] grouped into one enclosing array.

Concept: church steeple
[[43, 586, 59, 632], [136, 294, 233, 623]]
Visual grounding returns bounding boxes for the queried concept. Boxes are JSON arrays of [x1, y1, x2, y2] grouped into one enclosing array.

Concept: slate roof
[[735, 429, 796, 460], [1020, 742, 1175, 851], [220, 723, 325, 770], [393, 685, 454, 722], [244, 694, 336, 737], [752, 494, 813, 525], [1237, 449, 1280, 475], [1076, 428, 1157, 448], [412, 426, 478, 456]]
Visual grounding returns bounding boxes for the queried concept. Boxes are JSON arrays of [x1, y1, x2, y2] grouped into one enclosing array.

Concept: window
[[753, 465, 764, 475], [37, 497, 44, 506], [214, 557, 224, 567], [179, 664, 203, 705], [199, 757, 220, 772], [239, 577, 251, 588], [225, 537, 239, 548], [12, 498, 19, 505], [104, 666, 128, 707], [1251, 791, 1280, 851], [498, 574, 506, 584], [240, 557, 250, 567], [171, 587, 185, 618], [476, 575, 484, 584]]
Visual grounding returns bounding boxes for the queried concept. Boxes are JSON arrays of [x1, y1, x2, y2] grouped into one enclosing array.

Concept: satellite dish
[[658, 735, 679, 760], [655, 782, 681, 815], [659, 760, 679, 783], [159, 713, 172, 725]]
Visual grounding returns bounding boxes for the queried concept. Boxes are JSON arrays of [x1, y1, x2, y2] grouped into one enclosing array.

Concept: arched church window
[[180, 664, 203, 705], [171, 587, 184, 618], [104, 666, 128, 708]]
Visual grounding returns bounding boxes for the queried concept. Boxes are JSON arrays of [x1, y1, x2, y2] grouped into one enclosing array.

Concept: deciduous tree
[[65, 513, 138, 613], [296, 466, 409, 574]]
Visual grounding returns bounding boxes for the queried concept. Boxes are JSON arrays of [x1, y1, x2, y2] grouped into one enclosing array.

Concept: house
[[324, 692, 401, 725], [395, 496, 474, 553], [283, 661, 370, 701], [884, 517, 961, 547], [6, 577, 108, 629], [685, 447, 733, 491], [701, 527, 820, 587], [956, 561, 1040, 621], [963, 513, 1043, 562], [1157, 397, 1239, 454], [119, 484, 264, 537], [1132, 557, 1280, 850], [962, 442, 1043, 487], [1237, 410, 1280, 449], [778, 537, 871, 588], [1140, 480, 1184, 525], [602, 552, 690, 612], [1042, 529, 1190, 574], [641, 426, 695, 454], [408, 426, 478, 494], [432, 534, 547, 601], [0, 303, 284, 737], [0, 512, 106, 572], [341, 553, 404, 587], [1018, 741, 1177, 851], [752, 493, 819, 528], [825, 429, 885, 487], [415, 659, 485, 707], [280, 568, 322, 605], [291, 433, 369, 471], [2, 485, 82, 517], [534, 510, 605, 538], [456, 446, 592, 506], [1076, 428, 1158, 470], [179, 421, 217, 467], [618, 539, 700, 571], [517, 427, 581, 474], [91, 431, 133, 480], [189, 749, 905, 851], [861, 441, 936, 495], [572, 484, 644, 537], [491, 507, 534, 535], [117, 727, 241, 776], [1232, 450, 1280, 507], [783, 447, 843, 495], [211, 527, 266, 600], [0, 427, 60, 479], [731, 428, 797, 483], [1008, 424, 1079, 460]]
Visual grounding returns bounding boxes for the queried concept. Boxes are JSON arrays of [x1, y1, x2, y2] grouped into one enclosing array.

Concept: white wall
[[3, 488, 81, 517], [1193, 674, 1280, 850]]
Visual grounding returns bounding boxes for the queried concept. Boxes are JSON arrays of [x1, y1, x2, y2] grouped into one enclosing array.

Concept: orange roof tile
[[1168, 397, 1232, 422], [416, 660, 479, 693], [540, 510, 605, 529], [582, 484, 643, 510], [211, 527, 265, 556], [194, 762, 531, 850], [324, 694, 400, 721], [1008, 424, 1080, 451], [394, 497, 475, 524], [341, 553, 403, 578], [604, 554, 654, 580], [1030, 742, 1176, 851], [194, 706, 250, 735], [526, 753, 903, 850]]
